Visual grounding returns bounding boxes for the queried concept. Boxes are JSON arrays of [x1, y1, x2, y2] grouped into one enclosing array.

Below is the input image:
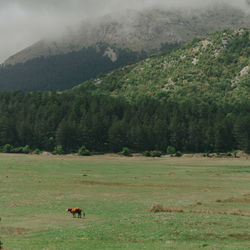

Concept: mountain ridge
[[75, 28, 250, 101], [4, 4, 250, 66]]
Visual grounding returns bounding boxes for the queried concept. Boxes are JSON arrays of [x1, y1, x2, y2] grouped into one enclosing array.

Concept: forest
[[0, 90, 249, 154], [0, 44, 147, 91], [0, 29, 249, 155]]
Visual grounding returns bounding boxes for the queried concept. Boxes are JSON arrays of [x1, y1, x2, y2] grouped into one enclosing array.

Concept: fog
[[0, 0, 249, 63]]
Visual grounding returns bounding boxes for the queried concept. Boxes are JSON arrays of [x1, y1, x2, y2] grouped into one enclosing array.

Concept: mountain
[[0, 3, 249, 91], [0, 29, 249, 154], [75, 28, 250, 101]]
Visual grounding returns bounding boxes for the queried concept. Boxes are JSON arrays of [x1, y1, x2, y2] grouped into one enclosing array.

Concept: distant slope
[[76, 28, 250, 102], [0, 29, 249, 153], [0, 4, 249, 91]]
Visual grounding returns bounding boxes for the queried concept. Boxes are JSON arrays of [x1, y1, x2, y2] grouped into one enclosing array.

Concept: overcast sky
[[0, 0, 249, 63]]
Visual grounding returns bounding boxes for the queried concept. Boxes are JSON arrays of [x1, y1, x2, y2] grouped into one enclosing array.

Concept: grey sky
[[0, 0, 249, 63]]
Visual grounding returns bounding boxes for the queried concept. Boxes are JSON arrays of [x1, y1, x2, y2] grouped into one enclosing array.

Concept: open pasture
[[0, 154, 250, 249]]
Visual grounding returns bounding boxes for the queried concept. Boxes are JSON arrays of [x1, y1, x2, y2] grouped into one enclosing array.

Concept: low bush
[[175, 151, 182, 157], [53, 145, 64, 155], [22, 145, 31, 154], [2, 144, 13, 153], [143, 151, 151, 157], [232, 150, 238, 158], [150, 151, 162, 157], [33, 149, 41, 155], [167, 146, 176, 155], [11, 147, 23, 153], [120, 147, 132, 156], [78, 146, 90, 156]]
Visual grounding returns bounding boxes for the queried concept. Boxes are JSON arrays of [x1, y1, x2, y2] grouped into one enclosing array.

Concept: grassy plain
[[0, 153, 250, 249]]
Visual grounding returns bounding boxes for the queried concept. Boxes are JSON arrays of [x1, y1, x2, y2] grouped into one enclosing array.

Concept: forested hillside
[[0, 45, 147, 91], [77, 29, 250, 102], [0, 29, 249, 154]]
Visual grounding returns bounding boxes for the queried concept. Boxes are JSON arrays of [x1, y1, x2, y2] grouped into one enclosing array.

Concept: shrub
[[2, 144, 13, 153], [226, 152, 232, 157], [167, 146, 176, 155], [120, 147, 132, 156], [22, 145, 31, 154], [53, 145, 64, 155], [0, 240, 2, 249], [143, 151, 151, 157], [232, 150, 238, 158], [150, 150, 162, 157], [175, 151, 182, 157], [33, 149, 41, 155], [11, 147, 23, 153], [78, 146, 90, 156]]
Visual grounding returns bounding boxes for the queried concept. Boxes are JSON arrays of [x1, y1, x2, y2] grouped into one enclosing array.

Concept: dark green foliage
[[232, 150, 238, 158], [78, 146, 90, 156], [22, 145, 31, 154], [2, 144, 13, 153], [167, 146, 176, 155], [33, 149, 41, 155], [120, 147, 132, 156], [150, 151, 162, 157], [53, 145, 64, 155], [0, 45, 147, 91], [143, 151, 151, 157], [11, 147, 24, 154], [0, 240, 2, 249], [0, 89, 249, 154], [175, 151, 182, 157]]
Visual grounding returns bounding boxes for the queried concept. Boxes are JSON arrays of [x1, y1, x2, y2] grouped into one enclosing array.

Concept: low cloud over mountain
[[0, 0, 249, 63]]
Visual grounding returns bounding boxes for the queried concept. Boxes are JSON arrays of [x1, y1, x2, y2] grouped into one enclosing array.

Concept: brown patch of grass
[[150, 204, 184, 213], [77, 180, 221, 190], [229, 234, 250, 240], [149, 205, 250, 217], [216, 196, 250, 204], [0, 226, 31, 237]]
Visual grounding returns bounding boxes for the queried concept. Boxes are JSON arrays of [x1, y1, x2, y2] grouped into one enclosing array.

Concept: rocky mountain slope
[[75, 28, 250, 101]]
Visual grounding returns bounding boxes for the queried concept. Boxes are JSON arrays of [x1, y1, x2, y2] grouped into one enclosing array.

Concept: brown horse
[[66, 208, 85, 218]]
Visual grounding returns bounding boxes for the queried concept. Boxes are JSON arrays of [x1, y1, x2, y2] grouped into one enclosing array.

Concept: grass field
[[0, 153, 250, 249]]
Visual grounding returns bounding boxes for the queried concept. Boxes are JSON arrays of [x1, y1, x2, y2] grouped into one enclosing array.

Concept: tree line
[[0, 90, 249, 154]]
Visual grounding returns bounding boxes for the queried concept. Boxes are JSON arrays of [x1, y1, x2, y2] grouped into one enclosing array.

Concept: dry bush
[[150, 204, 183, 213]]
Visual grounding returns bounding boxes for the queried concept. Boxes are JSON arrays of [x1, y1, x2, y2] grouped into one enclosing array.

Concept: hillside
[[0, 3, 249, 91], [0, 29, 249, 154], [76, 28, 250, 101]]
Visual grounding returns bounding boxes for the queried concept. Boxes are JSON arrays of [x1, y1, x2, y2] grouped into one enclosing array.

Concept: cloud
[[0, 0, 249, 63]]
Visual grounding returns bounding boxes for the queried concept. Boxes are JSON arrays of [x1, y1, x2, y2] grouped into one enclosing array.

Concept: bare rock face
[[4, 3, 250, 65]]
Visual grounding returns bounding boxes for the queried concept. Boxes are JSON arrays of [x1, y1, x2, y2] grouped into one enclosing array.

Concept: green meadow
[[0, 153, 250, 249]]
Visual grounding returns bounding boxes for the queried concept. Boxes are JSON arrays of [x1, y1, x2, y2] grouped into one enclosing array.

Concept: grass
[[0, 153, 250, 249]]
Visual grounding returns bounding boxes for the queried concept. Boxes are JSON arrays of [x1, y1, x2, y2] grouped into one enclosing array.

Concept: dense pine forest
[[0, 90, 249, 154], [0, 29, 249, 154]]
